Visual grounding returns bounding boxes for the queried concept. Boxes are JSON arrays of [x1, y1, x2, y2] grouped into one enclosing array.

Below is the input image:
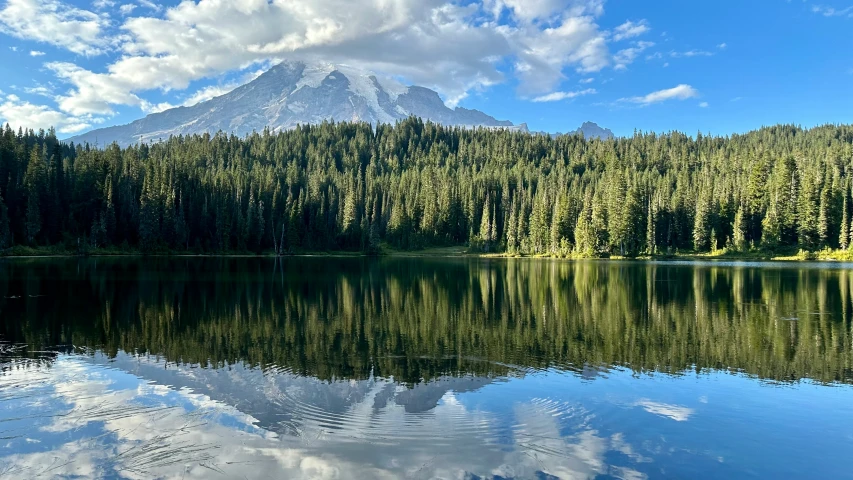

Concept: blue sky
[[0, 0, 851, 138]]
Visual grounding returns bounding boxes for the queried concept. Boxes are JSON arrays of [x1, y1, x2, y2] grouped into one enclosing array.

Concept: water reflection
[[1, 257, 851, 384], [1, 258, 853, 479]]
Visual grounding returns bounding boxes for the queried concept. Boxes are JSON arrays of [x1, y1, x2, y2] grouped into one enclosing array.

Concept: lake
[[1, 257, 852, 479]]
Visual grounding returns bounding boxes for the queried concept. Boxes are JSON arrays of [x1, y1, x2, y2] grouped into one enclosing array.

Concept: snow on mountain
[[65, 60, 516, 147]]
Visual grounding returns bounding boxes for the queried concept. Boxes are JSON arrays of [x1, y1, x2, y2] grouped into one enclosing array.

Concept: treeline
[[2, 258, 850, 384], [0, 119, 852, 255]]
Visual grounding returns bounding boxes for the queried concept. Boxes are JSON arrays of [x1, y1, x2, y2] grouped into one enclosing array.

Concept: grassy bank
[[4, 243, 853, 262]]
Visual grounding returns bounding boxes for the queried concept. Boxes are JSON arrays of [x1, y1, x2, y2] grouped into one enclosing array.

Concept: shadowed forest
[[0, 120, 852, 256]]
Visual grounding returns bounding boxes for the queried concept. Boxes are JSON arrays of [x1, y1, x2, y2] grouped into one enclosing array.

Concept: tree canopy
[[0, 119, 851, 255]]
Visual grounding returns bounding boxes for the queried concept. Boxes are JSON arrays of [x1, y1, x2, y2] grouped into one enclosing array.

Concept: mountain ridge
[[66, 60, 612, 147]]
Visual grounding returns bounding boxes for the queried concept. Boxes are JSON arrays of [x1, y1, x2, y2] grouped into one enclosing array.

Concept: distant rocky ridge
[[66, 60, 613, 147], [573, 121, 615, 140]]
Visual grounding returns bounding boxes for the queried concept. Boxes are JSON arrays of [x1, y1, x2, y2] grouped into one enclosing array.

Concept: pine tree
[[762, 196, 781, 249], [733, 204, 747, 251], [646, 196, 657, 255], [0, 193, 10, 249], [818, 186, 830, 248], [506, 198, 518, 253], [25, 193, 40, 245], [528, 188, 549, 254], [840, 188, 849, 250], [24, 146, 45, 245], [139, 170, 160, 253], [176, 191, 188, 251], [693, 187, 711, 252], [575, 191, 595, 256], [479, 193, 492, 252], [103, 175, 116, 244]]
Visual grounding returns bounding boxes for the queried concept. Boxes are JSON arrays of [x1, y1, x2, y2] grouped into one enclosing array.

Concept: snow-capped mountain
[[65, 61, 519, 147]]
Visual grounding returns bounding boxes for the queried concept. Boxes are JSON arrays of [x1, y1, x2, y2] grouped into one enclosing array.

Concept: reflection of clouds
[[611, 433, 652, 463], [0, 353, 655, 479], [635, 399, 694, 422]]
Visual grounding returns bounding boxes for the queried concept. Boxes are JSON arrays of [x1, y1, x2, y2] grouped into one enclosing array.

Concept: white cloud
[[23, 85, 53, 97], [579, 77, 594, 83], [0, 0, 109, 56], [717, 42, 727, 49], [181, 84, 238, 107], [612, 20, 649, 41], [531, 88, 596, 102], [621, 84, 699, 105], [670, 49, 714, 58], [38, 0, 627, 119], [29, 50, 46, 56], [48, 61, 144, 115], [136, 0, 162, 12], [811, 4, 853, 17], [0, 94, 93, 133], [613, 41, 654, 69], [140, 100, 176, 114], [118, 3, 135, 15], [699, 101, 709, 108]]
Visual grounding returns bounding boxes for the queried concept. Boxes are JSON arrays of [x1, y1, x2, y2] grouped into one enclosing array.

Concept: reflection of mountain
[[1, 352, 654, 480], [1, 257, 852, 384], [106, 352, 497, 436]]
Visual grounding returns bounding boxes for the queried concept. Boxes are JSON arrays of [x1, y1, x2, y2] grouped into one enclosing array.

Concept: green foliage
[[0, 120, 850, 255]]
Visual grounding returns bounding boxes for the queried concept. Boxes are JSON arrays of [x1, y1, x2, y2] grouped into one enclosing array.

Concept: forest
[[0, 118, 852, 256]]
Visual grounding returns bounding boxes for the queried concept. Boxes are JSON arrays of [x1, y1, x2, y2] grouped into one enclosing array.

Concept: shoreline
[[3, 245, 853, 262]]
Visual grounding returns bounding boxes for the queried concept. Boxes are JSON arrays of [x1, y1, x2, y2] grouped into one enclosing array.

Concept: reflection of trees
[[0, 258, 851, 384]]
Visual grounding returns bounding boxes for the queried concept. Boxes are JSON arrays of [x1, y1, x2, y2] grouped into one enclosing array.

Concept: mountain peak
[[66, 61, 512, 147], [574, 121, 615, 140]]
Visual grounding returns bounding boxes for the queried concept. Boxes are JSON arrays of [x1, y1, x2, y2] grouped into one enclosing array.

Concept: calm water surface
[[1, 257, 852, 479]]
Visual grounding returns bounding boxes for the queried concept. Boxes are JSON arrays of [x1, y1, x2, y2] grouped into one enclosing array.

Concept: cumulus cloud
[[0, 94, 93, 133], [699, 101, 709, 108], [0, 0, 109, 56], [0, 0, 658, 131], [620, 84, 699, 105], [29, 50, 46, 56], [531, 88, 596, 102], [612, 20, 649, 41], [28, 0, 633, 121]]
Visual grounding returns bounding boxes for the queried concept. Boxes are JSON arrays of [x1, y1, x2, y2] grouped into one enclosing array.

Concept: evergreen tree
[[0, 119, 849, 257], [0, 193, 10, 249], [840, 187, 849, 250], [733, 204, 747, 251], [762, 196, 782, 249], [479, 193, 492, 251], [693, 187, 711, 252]]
